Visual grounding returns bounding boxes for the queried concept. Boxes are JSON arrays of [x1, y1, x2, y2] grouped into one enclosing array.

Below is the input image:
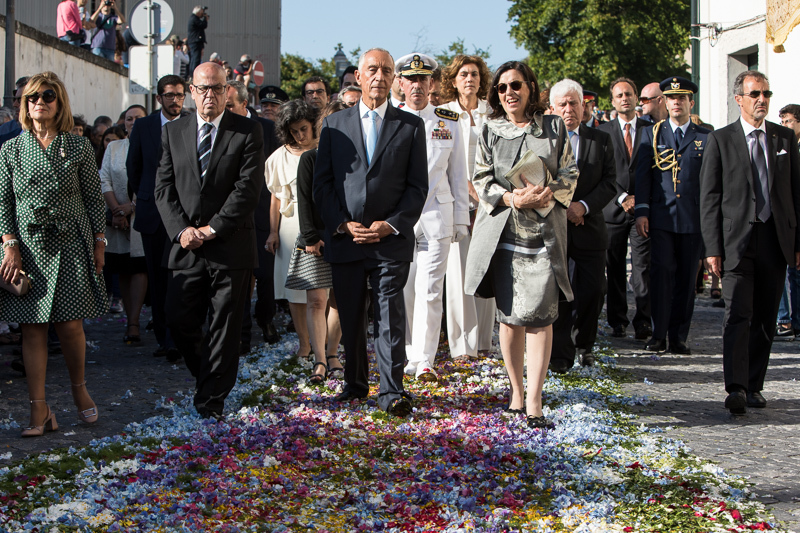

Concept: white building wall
[[0, 23, 145, 121], [698, 0, 800, 129]]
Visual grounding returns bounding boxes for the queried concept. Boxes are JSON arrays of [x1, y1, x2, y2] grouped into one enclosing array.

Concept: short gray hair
[[0, 107, 13, 124], [227, 80, 248, 104], [339, 86, 362, 98], [357, 48, 394, 72], [192, 5, 203, 15], [549, 79, 583, 107], [733, 70, 769, 96]]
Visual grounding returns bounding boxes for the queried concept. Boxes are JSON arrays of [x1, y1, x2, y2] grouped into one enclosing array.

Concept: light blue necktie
[[365, 110, 378, 165]]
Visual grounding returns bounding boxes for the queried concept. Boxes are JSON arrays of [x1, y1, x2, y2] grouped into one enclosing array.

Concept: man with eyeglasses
[[155, 63, 265, 421], [639, 82, 666, 124], [301, 76, 330, 109], [0, 77, 30, 149], [700, 70, 800, 415], [225, 80, 282, 349], [634, 77, 709, 356], [775, 103, 800, 341], [127, 75, 187, 362]]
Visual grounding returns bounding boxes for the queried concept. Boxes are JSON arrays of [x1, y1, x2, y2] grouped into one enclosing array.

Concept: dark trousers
[[166, 259, 251, 414], [722, 218, 786, 393], [650, 229, 703, 343], [606, 218, 651, 330], [331, 257, 410, 411], [241, 228, 275, 346], [141, 224, 173, 348], [188, 44, 203, 78], [551, 246, 606, 365]]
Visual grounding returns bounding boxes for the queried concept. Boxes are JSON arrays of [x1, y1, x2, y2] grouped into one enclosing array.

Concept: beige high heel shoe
[[71, 381, 98, 423], [21, 400, 58, 438]]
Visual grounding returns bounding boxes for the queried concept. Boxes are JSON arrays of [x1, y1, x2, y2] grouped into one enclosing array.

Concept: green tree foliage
[[280, 45, 362, 100], [434, 38, 491, 68], [508, 0, 690, 98]]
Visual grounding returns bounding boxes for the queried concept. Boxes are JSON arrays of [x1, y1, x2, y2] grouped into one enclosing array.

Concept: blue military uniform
[[634, 77, 711, 353]]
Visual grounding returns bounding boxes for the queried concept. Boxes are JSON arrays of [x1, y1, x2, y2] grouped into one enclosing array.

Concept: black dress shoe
[[386, 397, 413, 417], [644, 338, 667, 352], [526, 415, 554, 429], [262, 323, 281, 344], [153, 345, 168, 358], [746, 391, 767, 408], [669, 340, 691, 355], [548, 359, 571, 374], [198, 409, 224, 422], [334, 390, 367, 402], [724, 390, 747, 415], [166, 348, 182, 363], [577, 350, 595, 367], [635, 324, 653, 340], [610, 325, 626, 338]]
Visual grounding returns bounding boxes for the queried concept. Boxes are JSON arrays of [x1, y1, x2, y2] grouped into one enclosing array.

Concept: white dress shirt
[[668, 117, 690, 139], [617, 116, 637, 206], [358, 98, 388, 149], [196, 110, 225, 153], [740, 117, 770, 172]]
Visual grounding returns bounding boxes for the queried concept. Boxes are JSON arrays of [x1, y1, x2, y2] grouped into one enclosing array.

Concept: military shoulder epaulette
[[434, 108, 459, 121]]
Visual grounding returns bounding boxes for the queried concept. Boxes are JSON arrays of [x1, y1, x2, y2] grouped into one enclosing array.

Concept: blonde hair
[[19, 72, 74, 133]]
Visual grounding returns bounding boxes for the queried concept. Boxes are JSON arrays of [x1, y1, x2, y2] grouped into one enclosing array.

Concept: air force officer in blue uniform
[[634, 77, 710, 354]]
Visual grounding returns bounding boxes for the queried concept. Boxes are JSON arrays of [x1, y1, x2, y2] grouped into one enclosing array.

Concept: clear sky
[[281, 0, 526, 71]]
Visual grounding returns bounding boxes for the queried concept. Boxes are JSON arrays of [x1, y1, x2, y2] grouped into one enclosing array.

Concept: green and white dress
[[0, 131, 108, 323]]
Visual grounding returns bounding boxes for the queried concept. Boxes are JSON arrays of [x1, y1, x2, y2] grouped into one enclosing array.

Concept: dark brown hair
[[440, 55, 492, 104], [487, 61, 546, 120], [609, 77, 638, 99]]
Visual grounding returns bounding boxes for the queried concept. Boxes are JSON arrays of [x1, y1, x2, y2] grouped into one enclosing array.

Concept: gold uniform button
[[677, 154, 682, 158], [676, 194, 681, 198]]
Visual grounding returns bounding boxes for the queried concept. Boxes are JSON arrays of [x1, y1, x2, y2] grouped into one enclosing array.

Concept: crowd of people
[[1, 41, 799, 437]]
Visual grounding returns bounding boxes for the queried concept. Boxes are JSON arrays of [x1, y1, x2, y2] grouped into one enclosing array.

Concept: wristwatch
[[95, 237, 108, 246]]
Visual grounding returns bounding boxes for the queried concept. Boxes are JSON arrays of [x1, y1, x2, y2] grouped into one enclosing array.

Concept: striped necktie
[[198, 122, 214, 180]]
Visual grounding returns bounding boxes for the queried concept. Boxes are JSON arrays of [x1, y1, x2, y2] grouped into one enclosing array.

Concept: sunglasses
[[740, 90, 773, 99], [639, 96, 660, 104], [26, 90, 57, 104], [496, 80, 524, 94]]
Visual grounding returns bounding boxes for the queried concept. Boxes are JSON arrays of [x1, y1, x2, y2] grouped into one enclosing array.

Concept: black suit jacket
[[312, 103, 428, 264], [187, 14, 207, 46], [155, 111, 265, 270], [700, 119, 800, 271], [570, 125, 617, 250], [252, 115, 279, 232], [128, 112, 165, 235], [599, 117, 653, 224]]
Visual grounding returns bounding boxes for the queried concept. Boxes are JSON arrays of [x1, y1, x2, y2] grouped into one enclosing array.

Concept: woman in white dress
[[100, 104, 147, 344], [265, 100, 318, 358], [439, 55, 497, 359]]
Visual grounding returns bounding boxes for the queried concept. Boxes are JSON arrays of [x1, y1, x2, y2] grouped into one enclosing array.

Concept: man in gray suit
[[700, 70, 800, 415], [313, 48, 428, 417]]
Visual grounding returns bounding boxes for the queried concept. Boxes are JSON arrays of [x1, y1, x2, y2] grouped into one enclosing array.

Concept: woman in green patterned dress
[[0, 72, 108, 438]]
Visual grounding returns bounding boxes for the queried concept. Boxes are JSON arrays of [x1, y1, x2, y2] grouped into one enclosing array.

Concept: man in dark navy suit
[[313, 48, 428, 416], [127, 75, 187, 361], [635, 77, 710, 355], [599, 78, 653, 340], [225, 81, 281, 352], [548, 79, 616, 372]]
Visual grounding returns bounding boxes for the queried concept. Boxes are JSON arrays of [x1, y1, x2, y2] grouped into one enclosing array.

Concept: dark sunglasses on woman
[[496, 80, 524, 94], [26, 90, 57, 104]]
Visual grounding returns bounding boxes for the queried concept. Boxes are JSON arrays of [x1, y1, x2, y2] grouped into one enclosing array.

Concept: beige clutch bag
[[0, 271, 32, 296]]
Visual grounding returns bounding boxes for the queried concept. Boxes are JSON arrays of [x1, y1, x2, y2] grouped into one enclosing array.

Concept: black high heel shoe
[[124, 323, 142, 345]]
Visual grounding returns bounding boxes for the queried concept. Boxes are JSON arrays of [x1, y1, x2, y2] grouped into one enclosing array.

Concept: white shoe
[[415, 365, 439, 382], [403, 362, 417, 376], [109, 297, 123, 314]]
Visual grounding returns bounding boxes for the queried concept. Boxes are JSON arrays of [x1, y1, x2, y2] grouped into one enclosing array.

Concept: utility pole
[[691, 0, 700, 113], [3, 0, 15, 108]]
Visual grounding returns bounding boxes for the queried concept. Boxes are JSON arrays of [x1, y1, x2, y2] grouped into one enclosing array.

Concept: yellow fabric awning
[[767, 0, 800, 52]]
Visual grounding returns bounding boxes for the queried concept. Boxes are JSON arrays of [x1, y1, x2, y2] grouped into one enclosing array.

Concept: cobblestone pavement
[[0, 296, 798, 530], [612, 294, 800, 531]]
